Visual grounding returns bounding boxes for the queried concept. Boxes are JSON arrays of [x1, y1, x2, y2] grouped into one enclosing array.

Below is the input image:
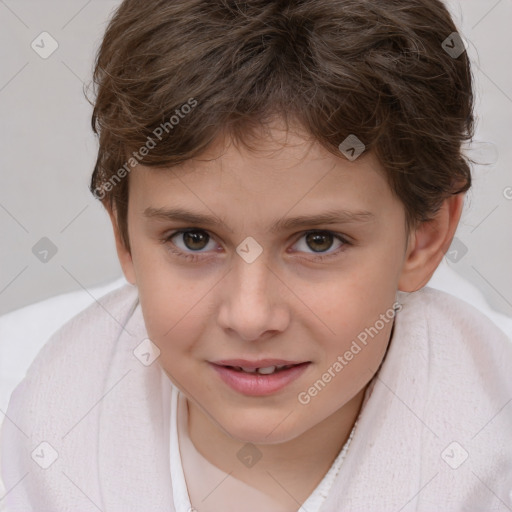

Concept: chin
[[214, 411, 303, 445]]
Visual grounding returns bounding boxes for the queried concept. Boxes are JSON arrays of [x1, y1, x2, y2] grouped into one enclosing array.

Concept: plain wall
[[0, 0, 511, 316]]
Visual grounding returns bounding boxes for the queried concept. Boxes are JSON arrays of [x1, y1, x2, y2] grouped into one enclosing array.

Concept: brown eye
[[180, 230, 210, 251], [304, 232, 335, 252], [292, 230, 349, 262], [165, 229, 217, 261]]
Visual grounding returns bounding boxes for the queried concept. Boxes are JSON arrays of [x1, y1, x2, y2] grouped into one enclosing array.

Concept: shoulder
[[395, 288, 512, 501], [0, 284, 141, 510], [396, 286, 512, 396], [24, 283, 139, 376], [397, 286, 512, 421], [398, 286, 511, 344], [3, 283, 140, 432]]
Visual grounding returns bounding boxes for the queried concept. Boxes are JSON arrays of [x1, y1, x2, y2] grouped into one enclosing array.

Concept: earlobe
[[398, 193, 465, 292], [107, 207, 137, 285]]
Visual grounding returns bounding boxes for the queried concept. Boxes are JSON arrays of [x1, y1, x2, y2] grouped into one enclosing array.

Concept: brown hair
[[89, 0, 475, 250]]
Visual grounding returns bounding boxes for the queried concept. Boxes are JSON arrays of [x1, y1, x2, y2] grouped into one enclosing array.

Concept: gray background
[[0, 0, 511, 316]]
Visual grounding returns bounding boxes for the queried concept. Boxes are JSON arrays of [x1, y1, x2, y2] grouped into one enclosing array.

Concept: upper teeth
[[235, 365, 291, 374], [256, 366, 277, 374]]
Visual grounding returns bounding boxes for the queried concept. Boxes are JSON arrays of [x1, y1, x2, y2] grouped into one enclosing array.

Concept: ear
[[107, 206, 137, 285], [398, 193, 465, 292]]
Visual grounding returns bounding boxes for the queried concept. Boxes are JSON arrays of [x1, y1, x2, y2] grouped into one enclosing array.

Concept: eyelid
[[293, 229, 352, 245]]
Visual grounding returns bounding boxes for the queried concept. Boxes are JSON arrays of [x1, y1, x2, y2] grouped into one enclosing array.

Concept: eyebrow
[[143, 206, 375, 233]]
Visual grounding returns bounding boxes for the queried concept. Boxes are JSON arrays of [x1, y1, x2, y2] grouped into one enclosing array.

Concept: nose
[[217, 254, 290, 342]]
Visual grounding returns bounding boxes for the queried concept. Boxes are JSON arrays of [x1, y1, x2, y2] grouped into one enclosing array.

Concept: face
[[118, 121, 410, 445]]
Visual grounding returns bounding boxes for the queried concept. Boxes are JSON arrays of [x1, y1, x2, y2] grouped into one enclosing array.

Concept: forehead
[[128, 122, 403, 229]]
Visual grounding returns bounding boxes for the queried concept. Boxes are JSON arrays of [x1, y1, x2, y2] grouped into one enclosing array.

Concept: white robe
[[1, 284, 512, 511]]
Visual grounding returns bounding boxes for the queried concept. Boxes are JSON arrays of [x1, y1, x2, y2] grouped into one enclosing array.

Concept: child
[[2, 0, 512, 510]]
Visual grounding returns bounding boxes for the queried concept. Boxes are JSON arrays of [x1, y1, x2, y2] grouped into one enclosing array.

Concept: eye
[[163, 229, 218, 262], [291, 230, 349, 262]]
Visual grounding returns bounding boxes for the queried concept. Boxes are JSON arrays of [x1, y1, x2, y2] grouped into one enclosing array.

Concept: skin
[[109, 118, 464, 508]]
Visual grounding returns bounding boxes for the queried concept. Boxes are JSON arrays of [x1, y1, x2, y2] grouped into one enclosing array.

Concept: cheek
[[297, 258, 399, 400], [297, 305, 395, 420], [129, 235, 195, 332], [316, 285, 396, 375], [138, 284, 206, 349], [133, 260, 215, 372], [305, 258, 399, 338]]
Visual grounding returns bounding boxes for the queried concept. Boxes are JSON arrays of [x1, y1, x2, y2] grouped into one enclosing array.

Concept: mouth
[[209, 360, 311, 396], [219, 363, 302, 375]]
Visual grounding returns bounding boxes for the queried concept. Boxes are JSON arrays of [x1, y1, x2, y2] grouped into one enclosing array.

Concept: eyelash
[[161, 229, 351, 263]]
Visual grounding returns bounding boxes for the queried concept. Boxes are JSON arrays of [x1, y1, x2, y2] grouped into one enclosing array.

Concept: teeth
[[257, 366, 276, 375], [240, 366, 257, 373], [230, 364, 296, 374]]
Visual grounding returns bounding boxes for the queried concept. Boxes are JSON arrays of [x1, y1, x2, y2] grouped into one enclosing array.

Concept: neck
[[187, 386, 366, 505]]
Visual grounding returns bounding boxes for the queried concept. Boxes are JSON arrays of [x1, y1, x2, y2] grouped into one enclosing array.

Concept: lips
[[210, 359, 311, 396]]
